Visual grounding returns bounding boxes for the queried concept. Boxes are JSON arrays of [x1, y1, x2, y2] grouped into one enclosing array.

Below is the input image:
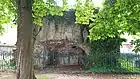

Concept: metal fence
[[0, 44, 140, 73], [0, 45, 16, 71], [119, 53, 140, 73]]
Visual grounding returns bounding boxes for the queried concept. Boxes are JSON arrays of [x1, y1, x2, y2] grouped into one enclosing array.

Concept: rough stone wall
[[34, 10, 90, 67], [36, 10, 89, 44]]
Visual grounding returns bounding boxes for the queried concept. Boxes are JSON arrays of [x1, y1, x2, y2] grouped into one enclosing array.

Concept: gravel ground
[[37, 73, 140, 79], [1, 67, 140, 79], [1, 72, 140, 79]]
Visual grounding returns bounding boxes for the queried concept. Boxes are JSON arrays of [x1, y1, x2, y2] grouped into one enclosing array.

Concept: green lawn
[[37, 75, 49, 79]]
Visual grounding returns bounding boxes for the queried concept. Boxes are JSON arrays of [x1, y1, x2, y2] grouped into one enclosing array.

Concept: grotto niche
[[39, 39, 87, 68]]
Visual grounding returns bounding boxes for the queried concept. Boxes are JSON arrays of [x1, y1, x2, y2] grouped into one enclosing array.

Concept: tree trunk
[[16, 0, 34, 79], [16, 17, 22, 79]]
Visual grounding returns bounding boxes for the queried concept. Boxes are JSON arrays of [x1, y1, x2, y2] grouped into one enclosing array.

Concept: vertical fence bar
[[0, 45, 15, 72]]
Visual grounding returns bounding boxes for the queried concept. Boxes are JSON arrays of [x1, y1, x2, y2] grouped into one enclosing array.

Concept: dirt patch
[[1, 69, 140, 79], [1, 72, 140, 79], [38, 73, 140, 79]]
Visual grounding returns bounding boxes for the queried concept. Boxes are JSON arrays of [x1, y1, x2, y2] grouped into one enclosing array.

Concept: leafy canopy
[[74, 0, 140, 40], [1, 0, 140, 41], [33, 0, 68, 26], [0, 0, 16, 34], [89, 0, 140, 40], [0, 0, 69, 27], [75, 0, 94, 24]]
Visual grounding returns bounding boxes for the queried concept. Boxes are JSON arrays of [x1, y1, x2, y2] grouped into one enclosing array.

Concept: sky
[[67, 0, 103, 7], [0, 24, 17, 45], [44, 0, 104, 7]]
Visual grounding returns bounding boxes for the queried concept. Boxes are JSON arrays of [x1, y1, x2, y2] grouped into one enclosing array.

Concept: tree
[[16, 0, 34, 79], [0, 0, 16, 34], [88, 0, 140, 62], [16, 0, 68, 79], [75, 0, 140, 68], [74, 0, 140, 40], [75, 0, 94, 24], [89, 0, 140, 40], [0, 0, 68, 79]]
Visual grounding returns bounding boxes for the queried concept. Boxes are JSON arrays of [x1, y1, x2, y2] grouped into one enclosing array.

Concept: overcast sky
[[43, 0, 103, 7], [67, 0, 103, 7]]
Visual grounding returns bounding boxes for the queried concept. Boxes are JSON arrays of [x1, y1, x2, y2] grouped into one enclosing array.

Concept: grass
[[81, 59, 140, 74], [37, 75, 49, 79]]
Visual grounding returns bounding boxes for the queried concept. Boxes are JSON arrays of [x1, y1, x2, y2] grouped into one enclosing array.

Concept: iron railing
[[0, 45, 140, 74], [0, 45, 16, 71]]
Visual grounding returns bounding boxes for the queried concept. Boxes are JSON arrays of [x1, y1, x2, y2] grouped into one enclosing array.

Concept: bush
[[84, 37, 125, 69]]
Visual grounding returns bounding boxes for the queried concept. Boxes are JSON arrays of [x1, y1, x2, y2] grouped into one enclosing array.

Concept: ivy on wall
[[84, 37, 126, 68]]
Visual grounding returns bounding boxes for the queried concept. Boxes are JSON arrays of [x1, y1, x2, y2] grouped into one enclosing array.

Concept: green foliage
[[0, 61, 16, 70], [45, 10, 76, 26], [86, 65, 130, 74], [89, 0, 119, 40], [84, 58, 140, 74], [0, 0, 15, 24], [37, 76, 49, 79], [89, 0, 140, 40], [32, 0, 48, 26], [0, 0, 69, 27], [0, 0, 16, 34], [131, 39, 140, 53], [33, 0, 67, 26], [118, 59, 140, 73], [84, 37, 126, 69], [113, 0, 140, 34], [75, 0, 94, 24], [62, 0, 68, 11], [87, 0, 140, 54], [118, 59, 134, 71], [0, 25, 4, 35]]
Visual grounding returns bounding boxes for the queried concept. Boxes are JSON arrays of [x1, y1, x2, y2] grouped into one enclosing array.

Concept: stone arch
[[39, 39, 90, 67]]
